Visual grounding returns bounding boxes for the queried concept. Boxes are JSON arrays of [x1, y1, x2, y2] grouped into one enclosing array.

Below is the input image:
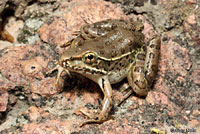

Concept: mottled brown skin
[[48, 19, 161, 126]]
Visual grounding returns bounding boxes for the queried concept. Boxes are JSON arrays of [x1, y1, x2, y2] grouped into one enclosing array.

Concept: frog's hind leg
[[144, 37, 161, 86], [117, 89, 133, 106], [127, 37, 161, 97], [128, 50, 148, 97], [80, 77, 113, 127]]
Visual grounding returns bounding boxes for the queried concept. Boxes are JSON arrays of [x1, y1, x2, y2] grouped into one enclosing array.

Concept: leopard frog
[[48, 19, 161, 126]]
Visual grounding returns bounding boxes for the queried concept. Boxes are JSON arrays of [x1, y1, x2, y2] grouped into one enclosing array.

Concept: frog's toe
[[80, 115, 114, 127], [120, 83, 130, 93], [80, 119, 105, 127], [78, 107, 114, 127], [77, 107, 98, 119], [117, 89, 133, 106]]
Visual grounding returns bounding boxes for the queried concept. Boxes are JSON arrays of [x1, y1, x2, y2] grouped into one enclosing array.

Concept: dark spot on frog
[[121, 48, 125, 54], [102, 78, 105, 89], [150, 44, 156, 48], [111, 67, 115, 71], [116, 67, 120, 71], [162, 34, 169, 41], [114, 61, 118, 66], [129, 59, 134, 63], [141, 45, 146, 51], [91, 71, 95, 74], [107, 62, 111, 67]]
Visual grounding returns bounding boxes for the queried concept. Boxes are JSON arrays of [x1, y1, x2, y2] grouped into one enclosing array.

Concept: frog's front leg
[[129, 36, 161, 96], [80, 77, 113, 127]]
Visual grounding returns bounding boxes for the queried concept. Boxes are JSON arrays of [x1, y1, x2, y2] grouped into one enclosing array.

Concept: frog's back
[[83, 27, 144, 59]]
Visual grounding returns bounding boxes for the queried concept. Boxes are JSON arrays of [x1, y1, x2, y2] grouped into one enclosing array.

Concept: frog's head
[[58, 46, 107, 76]]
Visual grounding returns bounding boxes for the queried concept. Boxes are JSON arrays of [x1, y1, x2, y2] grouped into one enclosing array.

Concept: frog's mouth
[[52, 59, 108, 84], [61, 60, 107, 75]]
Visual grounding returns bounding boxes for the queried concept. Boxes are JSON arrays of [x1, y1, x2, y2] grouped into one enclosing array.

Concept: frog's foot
[[78, 107, 97, 119], [117, 89, 133, 106], [78, 108, 111, 127], [120, 83, 130, 93], [80, 115, 113, 127], [46, 64, 71, 85], [117, 83, 133, 106], [80, 118, 109, 127], [45, 62, 58, 75]]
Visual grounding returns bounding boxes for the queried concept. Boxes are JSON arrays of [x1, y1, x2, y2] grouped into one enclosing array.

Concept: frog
[[47, 19, 161, 126]]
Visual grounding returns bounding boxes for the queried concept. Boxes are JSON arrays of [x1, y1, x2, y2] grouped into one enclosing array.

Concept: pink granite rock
[[192, 69, 200, 84], [0, 92, 8, 112], [1, 0, 200, 133], [159, 39, 192, 77], [39, 0, 129, 46], [21, 119, 79, 134], [0, 41, 63, 96]]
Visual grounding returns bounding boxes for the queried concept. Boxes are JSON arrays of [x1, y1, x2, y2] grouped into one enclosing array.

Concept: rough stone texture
[[0, 42, 52, 88], [0, 0, 200, 134], [160, 39, 192, 77], [39, 0, 129, 47], [0, 92, 8, 112]]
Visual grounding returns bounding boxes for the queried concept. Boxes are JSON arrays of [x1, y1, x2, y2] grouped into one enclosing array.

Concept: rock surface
[[0, 0, 200, 134]]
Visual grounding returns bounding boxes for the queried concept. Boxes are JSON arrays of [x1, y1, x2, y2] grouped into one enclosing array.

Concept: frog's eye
[[83, 52, 97, 64]]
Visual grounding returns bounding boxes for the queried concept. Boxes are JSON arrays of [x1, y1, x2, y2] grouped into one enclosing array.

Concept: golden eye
[[83, 52, 97, 64]]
